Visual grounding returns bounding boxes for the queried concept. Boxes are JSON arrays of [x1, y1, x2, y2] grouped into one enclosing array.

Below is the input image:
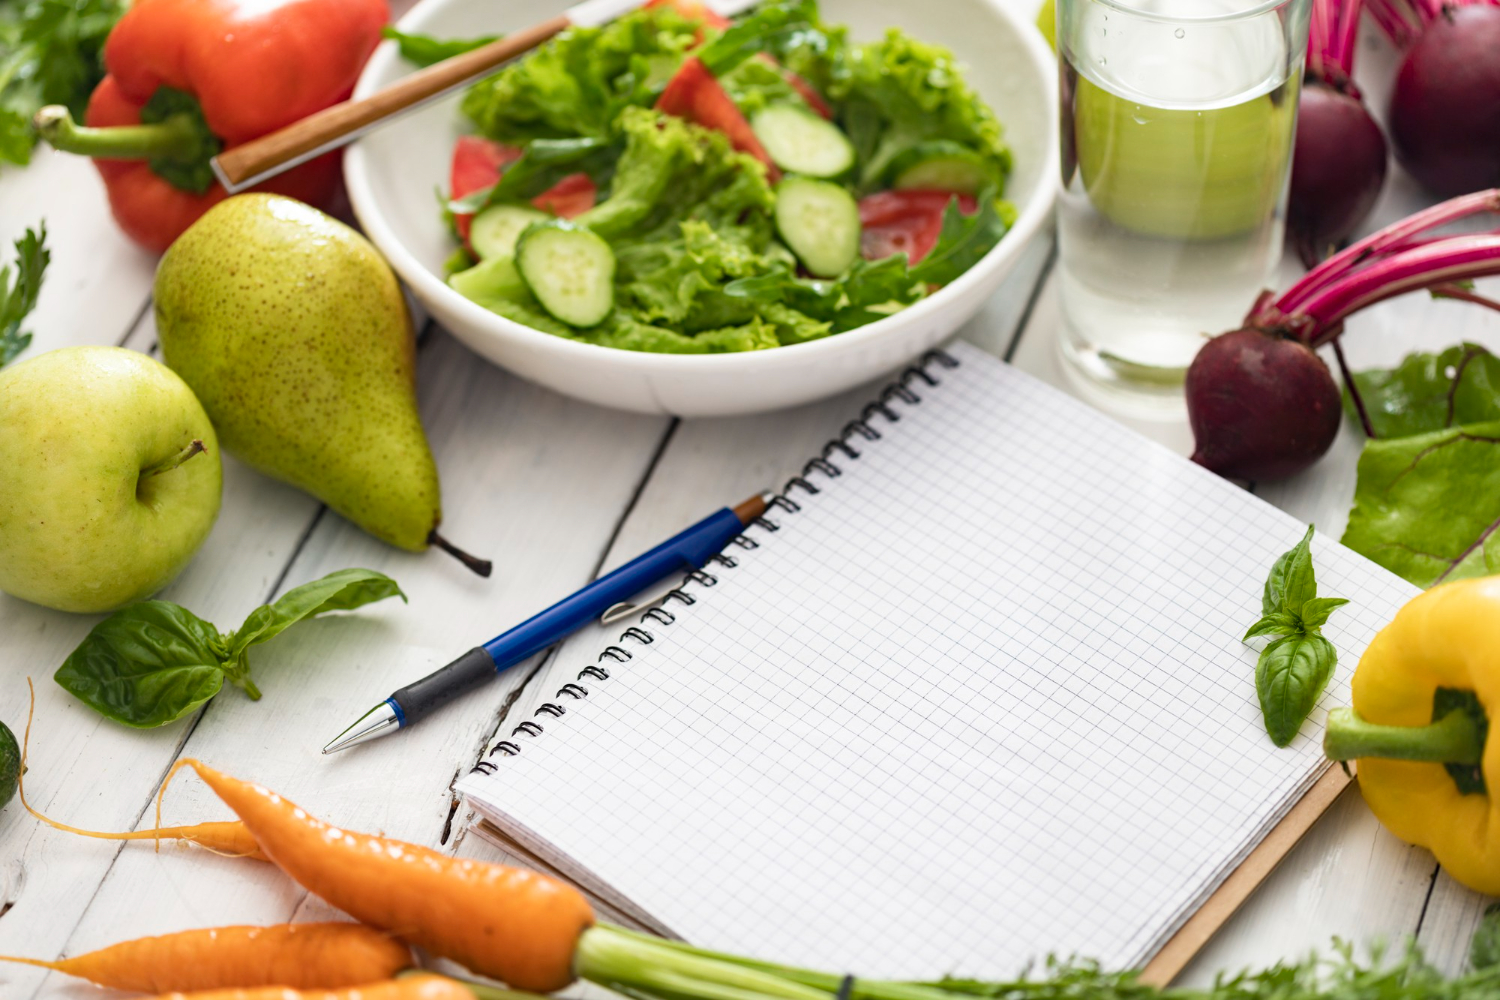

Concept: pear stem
[[429, 529, 493, 578], [142, 439, 206, 479]]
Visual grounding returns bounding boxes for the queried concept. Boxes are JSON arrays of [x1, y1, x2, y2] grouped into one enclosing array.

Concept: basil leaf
[[1347, 343, 1500, 439], [1242, 612, 1301, 640], [382, 26, 498, 68], [1342, 420, 1500, 588], [227, 568, 406, 660], [1262, 525, 1316, 615], [1298, 596, 1349, 629], [1256, 632, 1337, 748], [55, 602, 227, 728]]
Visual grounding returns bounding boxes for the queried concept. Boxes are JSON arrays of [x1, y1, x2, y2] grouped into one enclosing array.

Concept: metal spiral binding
[[469, 349, 959, 776]]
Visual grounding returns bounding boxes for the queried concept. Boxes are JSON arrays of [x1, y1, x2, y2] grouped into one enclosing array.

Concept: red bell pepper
[[34, 0, 388, 253], [656, 57, 780, 179]]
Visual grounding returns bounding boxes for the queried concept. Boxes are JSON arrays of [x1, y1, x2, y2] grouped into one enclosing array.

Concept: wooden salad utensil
[[210, 0, 757, 195]]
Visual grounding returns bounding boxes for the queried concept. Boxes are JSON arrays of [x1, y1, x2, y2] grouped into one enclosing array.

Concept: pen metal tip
[[322, 701, 402, 754]]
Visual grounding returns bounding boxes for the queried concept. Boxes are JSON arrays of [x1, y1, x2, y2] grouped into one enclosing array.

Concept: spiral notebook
[[457, 341, 1417, 983]]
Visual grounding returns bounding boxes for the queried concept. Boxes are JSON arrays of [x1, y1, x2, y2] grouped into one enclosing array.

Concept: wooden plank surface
[[1, 2, 1495, 994]]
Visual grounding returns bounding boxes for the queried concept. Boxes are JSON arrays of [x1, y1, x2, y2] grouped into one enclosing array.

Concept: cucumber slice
[[774, 177, 860, 278], [449, 255, 531, 313], [515, 221, 616, 328], [751, 105, 855, 179], [469, 204, 550, 260], [888, 141, 998, 195]]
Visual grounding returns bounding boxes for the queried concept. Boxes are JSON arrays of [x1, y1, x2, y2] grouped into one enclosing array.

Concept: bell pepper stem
[[1324, 706, 1484, 765], [33, 105, 205, 162]]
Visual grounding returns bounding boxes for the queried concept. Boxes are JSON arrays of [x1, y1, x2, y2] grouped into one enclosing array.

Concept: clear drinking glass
[[1055, 0, 1312, 410]]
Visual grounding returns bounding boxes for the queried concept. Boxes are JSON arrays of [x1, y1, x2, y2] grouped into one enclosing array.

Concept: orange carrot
[[166, 759, 594, 992], [0, 923, 413, 993], [137, 974, 475, 1000], [16, 680, 266, 860]]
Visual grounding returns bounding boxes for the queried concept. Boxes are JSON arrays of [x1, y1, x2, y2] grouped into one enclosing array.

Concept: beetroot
[[1187, 329, 1343, 480], [1187, 191, 1500, 481], [1373, 0, 1500, 197], [1290, 82, 1388, 263], [1289, 0, 1388, 262]]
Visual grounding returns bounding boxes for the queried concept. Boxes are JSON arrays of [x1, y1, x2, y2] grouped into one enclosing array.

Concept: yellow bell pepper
[[1324, 575, 1500, 894]]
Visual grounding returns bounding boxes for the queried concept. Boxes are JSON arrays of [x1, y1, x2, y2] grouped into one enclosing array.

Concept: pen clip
[[600, 578, 684, 625]]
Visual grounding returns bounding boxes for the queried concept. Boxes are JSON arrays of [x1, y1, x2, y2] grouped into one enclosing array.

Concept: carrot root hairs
[[17, 680, 264, 860]]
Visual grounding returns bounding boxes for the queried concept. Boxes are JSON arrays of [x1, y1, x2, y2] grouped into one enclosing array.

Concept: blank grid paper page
[[460, 342, 1417, 977]]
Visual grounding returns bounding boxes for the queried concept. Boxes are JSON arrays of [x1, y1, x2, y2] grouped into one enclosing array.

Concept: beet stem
[[1299, 234, 1500, 342], [1431, 281, 1500, 316], [1276, 190, 1500, 318], [1330, 337, 1378, 438], [1365, 0, 1424, 45]]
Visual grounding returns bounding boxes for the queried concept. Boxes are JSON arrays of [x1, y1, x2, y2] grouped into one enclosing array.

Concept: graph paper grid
[[460, 341, 1418, 978]]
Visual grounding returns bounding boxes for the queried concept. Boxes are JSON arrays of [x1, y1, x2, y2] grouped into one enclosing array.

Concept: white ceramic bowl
[[346, 0, 1058, 416]]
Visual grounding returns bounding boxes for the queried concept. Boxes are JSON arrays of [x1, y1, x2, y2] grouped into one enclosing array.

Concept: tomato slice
[[656, 56, 781, 179], [644, 0, 731, 28], [857, 190, 979, 265], [751, 54, 832, 120], [531, 172, 597, 218], [782, 67, 832, 120], [451, 136, 522, 243]]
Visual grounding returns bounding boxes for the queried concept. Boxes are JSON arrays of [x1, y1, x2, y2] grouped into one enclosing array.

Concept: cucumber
[[774, 177, 860, 278], [0, 720, 18, 810], [515, 221, 616, 328], [469, 204, 550, 260], [751, 105, 855, 179], [888, 141, 998, 195], [449, 254, 531, 313]]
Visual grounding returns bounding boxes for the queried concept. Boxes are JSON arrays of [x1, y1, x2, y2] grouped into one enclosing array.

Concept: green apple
[[0, 346, 223, 613]]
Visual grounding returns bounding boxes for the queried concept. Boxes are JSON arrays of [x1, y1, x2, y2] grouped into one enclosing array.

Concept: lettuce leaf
[[832, 29, 1011, 190], [580, 106, 775, 242], [460, 7, 698, 143], [382, 26, 498, 68]]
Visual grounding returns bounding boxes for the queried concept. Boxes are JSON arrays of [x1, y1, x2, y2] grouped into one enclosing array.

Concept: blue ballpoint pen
[[321, 492, 769, 753]]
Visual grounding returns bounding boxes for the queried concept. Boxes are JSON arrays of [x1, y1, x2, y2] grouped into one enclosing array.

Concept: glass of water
[[1055, 0, 1312, 410]]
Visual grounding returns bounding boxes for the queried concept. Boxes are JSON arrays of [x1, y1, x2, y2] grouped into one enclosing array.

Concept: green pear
[[154, 194, 484, 573], [0, 346, 222, 612]]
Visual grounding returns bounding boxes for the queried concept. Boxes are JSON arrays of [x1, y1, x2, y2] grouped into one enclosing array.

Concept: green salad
[[436, 0, 1016, 354]]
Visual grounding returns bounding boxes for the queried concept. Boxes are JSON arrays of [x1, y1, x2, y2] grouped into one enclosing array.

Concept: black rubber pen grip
[[391, 646, 496, 721]]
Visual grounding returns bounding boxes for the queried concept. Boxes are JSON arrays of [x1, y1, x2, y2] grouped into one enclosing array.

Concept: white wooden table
[[2, 8, 1498, 997]]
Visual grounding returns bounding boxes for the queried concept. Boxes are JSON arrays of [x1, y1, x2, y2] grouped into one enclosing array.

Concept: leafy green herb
[[382, 25, 498, 68], [910, 190, 1013, 287], [55, 569, 405, 727], [697, 0, 822, 76], [1243, 526, 1347, 747], [0, 0, 125, 166], [0, 221, 46, 366], [1343, 420, 1500, 587], [1471, 903, 1500, 971], [1345, 343, 1500, 439]]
